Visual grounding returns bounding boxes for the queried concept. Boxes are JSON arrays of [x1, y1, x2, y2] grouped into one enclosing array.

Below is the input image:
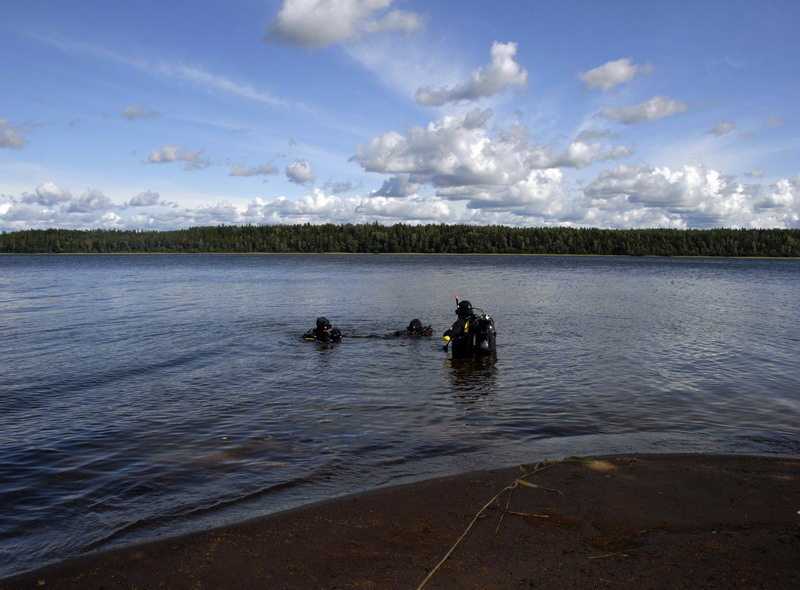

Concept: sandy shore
[[2, 454, 799, 589]]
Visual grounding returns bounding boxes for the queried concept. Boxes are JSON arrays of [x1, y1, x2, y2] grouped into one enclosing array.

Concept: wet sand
[[2, 454, 799, 589]]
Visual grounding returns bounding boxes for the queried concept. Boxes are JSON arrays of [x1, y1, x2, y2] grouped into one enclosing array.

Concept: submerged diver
[[442, 298, 496, 356], [394, 318, 434, 337], [304, 317, 342, 343]]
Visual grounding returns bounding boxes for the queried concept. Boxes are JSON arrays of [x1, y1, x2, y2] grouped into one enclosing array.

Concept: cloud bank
[[3, 165, 796, 233], [7, 93, 797, 235], [5, 2, 798, 235], [353, 108, 631, 212]]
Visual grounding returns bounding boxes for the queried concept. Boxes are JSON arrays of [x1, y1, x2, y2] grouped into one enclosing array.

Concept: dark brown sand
[[2, 454, 799, 590]]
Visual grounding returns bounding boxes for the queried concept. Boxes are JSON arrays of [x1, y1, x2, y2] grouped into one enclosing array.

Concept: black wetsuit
[[395, 319, 433, 337], [444, 309, 496, 355], [443, 314, 474, 342], [305, 317, 341, 342]]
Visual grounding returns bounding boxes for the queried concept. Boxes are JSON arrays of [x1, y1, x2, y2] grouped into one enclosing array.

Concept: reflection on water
[[446, 356, 498, 403], [0, 254, 798, 579]]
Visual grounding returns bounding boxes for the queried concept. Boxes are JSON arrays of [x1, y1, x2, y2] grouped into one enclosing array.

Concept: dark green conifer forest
[[1, 224, 799, 257]]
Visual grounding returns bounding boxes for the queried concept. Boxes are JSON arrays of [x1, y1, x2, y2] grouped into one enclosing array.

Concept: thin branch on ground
[[416, 458, 572, 590]]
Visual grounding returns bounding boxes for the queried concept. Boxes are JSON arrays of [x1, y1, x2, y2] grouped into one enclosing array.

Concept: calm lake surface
[[1, 254, 799, 577]]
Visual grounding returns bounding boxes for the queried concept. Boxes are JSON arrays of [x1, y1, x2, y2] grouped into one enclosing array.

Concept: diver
[[442, 298, 496, 356], [304, 316, 342, 343], [394, 318, 434, 337]]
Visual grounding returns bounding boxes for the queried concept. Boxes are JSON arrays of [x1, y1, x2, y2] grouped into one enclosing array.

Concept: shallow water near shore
[[1, 253, 798, 578]]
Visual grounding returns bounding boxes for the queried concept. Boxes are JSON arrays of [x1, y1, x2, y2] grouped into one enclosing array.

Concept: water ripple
[[1, 254, 798, 578]]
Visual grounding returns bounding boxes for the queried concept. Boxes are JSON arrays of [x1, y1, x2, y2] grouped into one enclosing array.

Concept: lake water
[[1, 254, 799, 578]]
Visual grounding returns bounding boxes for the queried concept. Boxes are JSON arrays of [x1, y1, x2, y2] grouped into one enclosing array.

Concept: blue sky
[[2, 0, 798, 231]]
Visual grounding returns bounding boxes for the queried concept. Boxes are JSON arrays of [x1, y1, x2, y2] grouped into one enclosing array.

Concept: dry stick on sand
[[416, 458, 574, 590]]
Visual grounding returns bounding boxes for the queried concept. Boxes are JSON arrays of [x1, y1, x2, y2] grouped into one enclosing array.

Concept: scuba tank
[[452, 313, 496, 356], [474, 314, 496, 353]]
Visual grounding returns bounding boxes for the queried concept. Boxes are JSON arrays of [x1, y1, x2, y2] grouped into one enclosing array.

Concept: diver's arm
[[443, 318, 464, 340]]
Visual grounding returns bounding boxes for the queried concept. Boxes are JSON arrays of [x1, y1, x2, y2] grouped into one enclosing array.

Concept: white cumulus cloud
[[2, 170, 798, 232], [0, 119, 32, 149], [127, 190, 162, 207], [323, 180, 356, 194], [67, 189, 115, 213], [583, 162, 799, 227], [415, 41, 528, 106], [370, 174, 421, 198], [577, 57, 653, 92], [356, 195, 452, 221], [148, 145, 211, 170], [286, 159, 317, 184], [758, 178, 798, 209], [22, 181, 73, 206], [265, 0, 424, 49], [230, 162, 279, 177], [441, 168, 567, 217], [706, 120, 737, 136], [122, 104, 162, 120], [353, 108, 631, 205], [599, 95, 688, 125]]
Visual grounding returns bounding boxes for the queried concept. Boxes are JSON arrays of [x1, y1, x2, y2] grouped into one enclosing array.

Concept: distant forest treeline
[[1, 224, 799, 257]]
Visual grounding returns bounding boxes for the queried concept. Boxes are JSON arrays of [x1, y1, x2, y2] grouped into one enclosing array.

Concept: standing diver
[[304, 317, 342, 343], [442, 297, 496, 356]]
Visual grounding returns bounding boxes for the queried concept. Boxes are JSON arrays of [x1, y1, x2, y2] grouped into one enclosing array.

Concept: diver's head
[[407, 318, 423, 333], [456, 300, 473, 317], [316, 317, 331, 331]]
